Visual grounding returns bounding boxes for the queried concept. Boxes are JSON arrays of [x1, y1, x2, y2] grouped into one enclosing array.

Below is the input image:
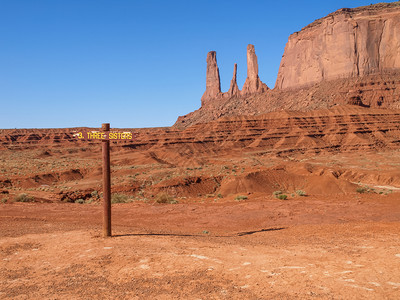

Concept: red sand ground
[[1, 195, 400, 299], [1, 106, 400, 298]]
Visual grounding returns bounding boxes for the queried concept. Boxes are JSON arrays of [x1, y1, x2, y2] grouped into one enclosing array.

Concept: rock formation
[[227, 63, 240, 97], [201, 51, 221, 105], [175, 2, 400, 128], [276, 3, 400, 90], [200, 44, 268, 105], [241, 44, 269, 95]]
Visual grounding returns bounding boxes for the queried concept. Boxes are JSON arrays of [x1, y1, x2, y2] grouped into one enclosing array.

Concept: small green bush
[[296, 190, 306, 196], [235, 195, 248, 201], [111, 193, 131, 204], [14, 193, 34, 203], [277, 194, 288, 200], [273, 191, 282, 197], [75, 199, 85, 204], [217, 193, 223, 198], [1, 198, 7, 204]]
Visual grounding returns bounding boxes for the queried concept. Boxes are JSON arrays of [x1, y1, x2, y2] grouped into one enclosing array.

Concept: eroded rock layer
[[2, 106, 400, 156]]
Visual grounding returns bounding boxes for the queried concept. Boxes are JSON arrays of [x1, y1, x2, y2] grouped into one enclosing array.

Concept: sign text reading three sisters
[[74, 131, 134, 140]]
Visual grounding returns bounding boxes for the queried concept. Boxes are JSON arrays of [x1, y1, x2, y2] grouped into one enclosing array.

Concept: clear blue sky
[[0, 0, 397, 129]]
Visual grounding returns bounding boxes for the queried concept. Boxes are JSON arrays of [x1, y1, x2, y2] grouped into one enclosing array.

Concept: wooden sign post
[[102, 123, 112, 237], [73, 125, 134, 238]]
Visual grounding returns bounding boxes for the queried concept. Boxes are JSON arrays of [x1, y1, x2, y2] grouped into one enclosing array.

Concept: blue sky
[[0, 0, 397, 129]]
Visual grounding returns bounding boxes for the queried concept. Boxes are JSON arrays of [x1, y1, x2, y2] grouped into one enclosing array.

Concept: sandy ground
[[1, 194, 400, 299]]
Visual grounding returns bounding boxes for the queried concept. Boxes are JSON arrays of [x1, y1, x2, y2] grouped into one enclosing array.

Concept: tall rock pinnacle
[[201, 51, 221, 105], [241, 44, 268, 95], [227, 63, 240, 97]]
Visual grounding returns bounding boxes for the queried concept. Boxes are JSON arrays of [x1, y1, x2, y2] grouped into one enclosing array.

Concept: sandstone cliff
[[276, 2, 400, 90]]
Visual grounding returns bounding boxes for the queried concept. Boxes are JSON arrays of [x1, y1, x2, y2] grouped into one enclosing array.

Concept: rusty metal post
[[102, 123, 111, 237]]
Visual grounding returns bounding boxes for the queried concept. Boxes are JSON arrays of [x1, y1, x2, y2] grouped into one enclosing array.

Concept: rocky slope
[[2, 106, 400, 199], [2, 106, 400, 156], [175, 2, 400, 128]]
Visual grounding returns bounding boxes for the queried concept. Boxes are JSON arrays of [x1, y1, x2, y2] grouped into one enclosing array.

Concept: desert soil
[[1, 193, 400, 299]]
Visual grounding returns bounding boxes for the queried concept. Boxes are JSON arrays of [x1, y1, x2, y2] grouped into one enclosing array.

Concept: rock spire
[[227, 63, 240, 97], [241, 44, 269, 95], [200, 44, 268, 104], [201, 51, 221, 105]]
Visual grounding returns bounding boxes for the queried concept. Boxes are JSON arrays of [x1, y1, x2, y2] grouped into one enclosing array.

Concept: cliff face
[[276, 3, 400, 89]]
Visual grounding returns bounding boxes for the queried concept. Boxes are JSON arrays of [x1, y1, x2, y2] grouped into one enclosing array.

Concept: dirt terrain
[[1, 105, 400, 298]]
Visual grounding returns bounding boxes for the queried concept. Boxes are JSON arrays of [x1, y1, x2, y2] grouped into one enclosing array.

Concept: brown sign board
[[73, 131, 135, 141]]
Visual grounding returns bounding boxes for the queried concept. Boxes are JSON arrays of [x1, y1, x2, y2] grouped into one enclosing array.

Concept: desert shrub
[[1, 198, 7, 203], [91, 190, 99, 199], [277, 194, 288, 200], [75, 199, 85, 204], [356, 187, 367, 194], [273, 191, 282, 197], [217, 193, 223, 198], [235, 195, 248, 201], [154, 193, 177, 204], [62, 197, 74, 203], [296, 190, 306, 196], [111, 193, 131, 204], [14, 193, 35, 203]]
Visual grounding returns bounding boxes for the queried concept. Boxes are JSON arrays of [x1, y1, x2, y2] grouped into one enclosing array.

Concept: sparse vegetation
[[75, 198, 85, 204], [277, 194, 288, 200], [154, 192, 178, 204], [235, 195, 248, 201], [14, 193, 35, 203], [217, 193, 223, 198], [296, 190, 306, 196], [91, 190, 99, 199], [273, 191, 282, 197], [356, 187, 367, 194], [111, 193, 132, 204], [1, 198, 7, 203]]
